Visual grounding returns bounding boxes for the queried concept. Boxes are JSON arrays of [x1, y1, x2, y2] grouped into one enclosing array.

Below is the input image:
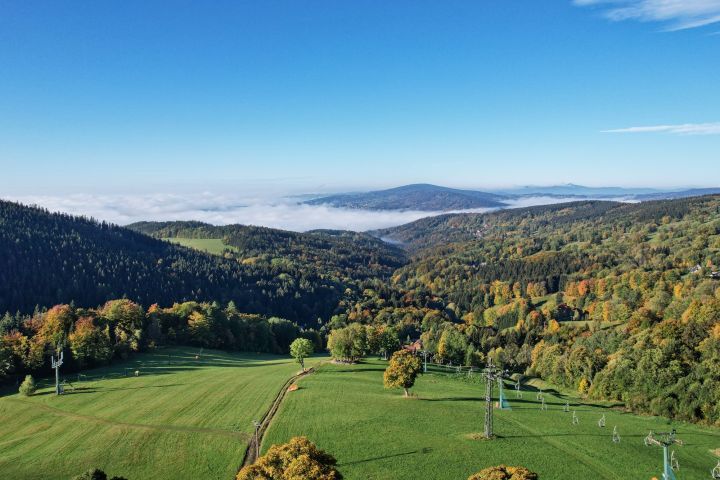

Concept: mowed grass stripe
[[0, 347, 314, 480]]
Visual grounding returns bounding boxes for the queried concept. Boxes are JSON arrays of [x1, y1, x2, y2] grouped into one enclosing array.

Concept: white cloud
[[575, 0, 720, 30], [602, 122, 720, 135], [2, 192, 493, 232], [2, 193, 636, 233]]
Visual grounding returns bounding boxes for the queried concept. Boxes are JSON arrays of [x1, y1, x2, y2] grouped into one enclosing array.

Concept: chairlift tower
[[482, 359, 509, 439], [420, 350, 429, 373], [51, 350, 64, 395], [515, 380, 522, 399], [644, 430, 683, 480]]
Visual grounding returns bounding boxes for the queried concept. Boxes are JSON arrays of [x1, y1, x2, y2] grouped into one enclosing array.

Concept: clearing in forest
[[162, 237, 236, 255]]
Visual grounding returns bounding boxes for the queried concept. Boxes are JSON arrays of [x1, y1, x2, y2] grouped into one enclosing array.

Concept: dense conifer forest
[[0, 201, 404, 324]]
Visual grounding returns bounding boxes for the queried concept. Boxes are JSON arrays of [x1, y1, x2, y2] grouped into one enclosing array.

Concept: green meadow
[[263, 360, 720, 480], [0, 348, 313, 480], [162, 237, 236, 255], [3, 352, 718, 480]]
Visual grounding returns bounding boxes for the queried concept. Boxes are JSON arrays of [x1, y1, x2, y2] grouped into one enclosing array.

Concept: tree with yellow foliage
[[467, 465, 538, 479], [383, 349, 422, 397], [236, 436, 341, 480]]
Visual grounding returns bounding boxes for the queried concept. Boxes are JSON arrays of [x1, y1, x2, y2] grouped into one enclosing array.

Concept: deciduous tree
[[236, 436, 342, 480], [290, 338, 314, 371], [383, 349, 422, 397]]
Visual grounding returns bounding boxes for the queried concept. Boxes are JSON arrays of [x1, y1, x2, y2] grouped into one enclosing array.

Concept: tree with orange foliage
[[69, 317, 112, 368]]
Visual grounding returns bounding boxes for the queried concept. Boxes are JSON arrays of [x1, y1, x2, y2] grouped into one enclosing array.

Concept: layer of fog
[[2, 193, 633, 232]]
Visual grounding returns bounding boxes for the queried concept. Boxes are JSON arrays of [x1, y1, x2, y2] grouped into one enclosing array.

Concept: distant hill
[[304, 184, 508, 211], [496, 183, 659, 197], [0, 202, 405, 323], [634, 187, 720, 201]]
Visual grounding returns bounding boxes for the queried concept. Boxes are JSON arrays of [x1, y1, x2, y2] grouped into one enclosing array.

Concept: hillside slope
[[0, 202, 405, 323]]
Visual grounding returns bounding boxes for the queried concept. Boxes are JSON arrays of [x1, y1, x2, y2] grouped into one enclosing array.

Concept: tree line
[[0, 299, 321, 383]]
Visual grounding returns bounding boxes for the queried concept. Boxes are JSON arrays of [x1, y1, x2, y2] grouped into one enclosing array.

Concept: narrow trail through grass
[[241, 367, 315, 468]]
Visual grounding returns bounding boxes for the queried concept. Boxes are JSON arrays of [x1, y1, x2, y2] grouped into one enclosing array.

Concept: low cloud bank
[[2, 193, 630, 232]]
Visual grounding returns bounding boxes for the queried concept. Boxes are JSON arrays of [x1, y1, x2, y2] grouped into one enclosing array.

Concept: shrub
[[236, 436, 341, 480], [468, 465, 538, 480], [72, 468, 127, 480], [18, 375, 36, 396]]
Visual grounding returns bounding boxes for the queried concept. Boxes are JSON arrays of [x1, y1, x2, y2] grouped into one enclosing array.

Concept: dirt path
[[239, 367, 314, 469]]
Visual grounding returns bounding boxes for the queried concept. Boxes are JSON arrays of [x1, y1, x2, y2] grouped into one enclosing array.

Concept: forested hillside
[[0, 201, 404, 324], [344, 196, 720, 425], [127, 221, 401, 283]]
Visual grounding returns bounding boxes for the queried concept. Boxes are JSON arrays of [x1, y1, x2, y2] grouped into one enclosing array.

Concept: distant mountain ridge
[[634, 187, 720, 201], [304, 184, 508, 211], [495, 183, 660, 197], [306, 183, 720, 212]]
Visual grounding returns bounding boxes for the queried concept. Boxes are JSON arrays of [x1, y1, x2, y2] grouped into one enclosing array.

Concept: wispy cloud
[[602, 122, 720, 135], [575, 0, 720, 30]]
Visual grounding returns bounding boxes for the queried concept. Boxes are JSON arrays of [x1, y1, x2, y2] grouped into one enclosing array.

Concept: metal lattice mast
[[644, 430, 683, 480], [485, 360, 494, 438], [420, 350, 429, 373], [482, 358, 510, 438], [51, 350, 64, 395]]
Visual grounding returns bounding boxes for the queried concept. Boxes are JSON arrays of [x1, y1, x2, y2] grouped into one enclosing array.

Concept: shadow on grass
[[419, 396, 482, 402], [340, 448, 433, 466], [329, 368, 385, 374], [499, 433, 650, 439], [509, 397, 624, 410], [61, 383, 186, 395], [0, 347, 295, 399]]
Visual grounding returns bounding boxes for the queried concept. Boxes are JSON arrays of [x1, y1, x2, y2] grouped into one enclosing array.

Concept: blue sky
[[1, 0, 719, 195]]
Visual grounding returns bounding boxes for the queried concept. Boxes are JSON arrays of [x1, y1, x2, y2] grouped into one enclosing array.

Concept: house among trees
[[403, 339, 423, 354]]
